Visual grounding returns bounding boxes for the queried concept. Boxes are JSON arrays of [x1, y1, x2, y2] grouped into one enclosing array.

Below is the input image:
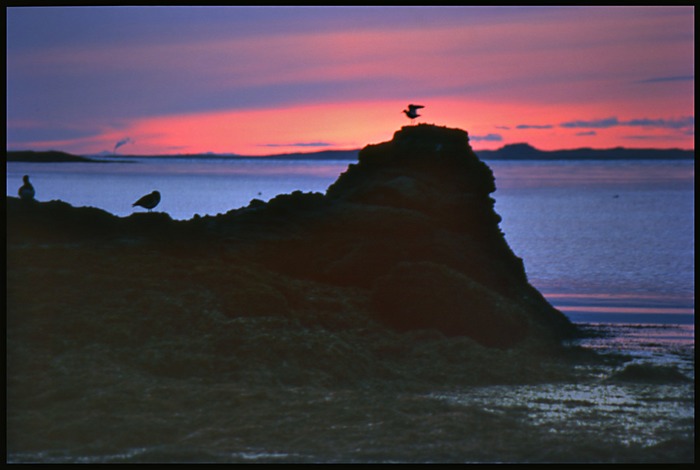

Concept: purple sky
[[6, 6, 694, 155]]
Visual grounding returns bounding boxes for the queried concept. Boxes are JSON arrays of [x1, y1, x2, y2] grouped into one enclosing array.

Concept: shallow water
[[7, 324, 694, 463]]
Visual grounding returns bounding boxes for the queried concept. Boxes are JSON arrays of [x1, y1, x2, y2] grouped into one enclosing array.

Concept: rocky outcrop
[[220, 124, 576, 346], [7, 124, 577, 348]]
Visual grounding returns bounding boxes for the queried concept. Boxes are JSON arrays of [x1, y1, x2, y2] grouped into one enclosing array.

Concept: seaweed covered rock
[[605, 363, 691, 384]]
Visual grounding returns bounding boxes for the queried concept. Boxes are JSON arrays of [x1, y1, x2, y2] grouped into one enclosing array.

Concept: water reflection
[[431, 379, 694, 449]]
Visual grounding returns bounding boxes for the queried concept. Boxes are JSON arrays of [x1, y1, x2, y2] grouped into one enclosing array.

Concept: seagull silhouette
[[18, 175, 35, 201], [132, 190, 161, 212], [402, 104, 424, 123]]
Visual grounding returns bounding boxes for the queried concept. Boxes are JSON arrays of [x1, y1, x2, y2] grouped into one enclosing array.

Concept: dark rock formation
[[6, 124, 577, 348], [221, 124, 576, 346]]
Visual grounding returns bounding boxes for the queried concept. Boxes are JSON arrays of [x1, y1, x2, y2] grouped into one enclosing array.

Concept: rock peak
[[360, 124, 475, 164], [392, 123, 471, 149], [326, 124, 495, 209]]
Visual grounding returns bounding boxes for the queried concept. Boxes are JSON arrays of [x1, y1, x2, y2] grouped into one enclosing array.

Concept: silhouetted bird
[[402, 104, 424, 123], [132, 190, 161, 211], [18, 175, 35, 201]]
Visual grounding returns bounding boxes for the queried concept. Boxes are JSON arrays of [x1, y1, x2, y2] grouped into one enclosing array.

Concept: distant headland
[[7, 143, 694, 163], [7, 150, 101, 163], [476, 143, 693, 161], [6, 150, 131, 163]]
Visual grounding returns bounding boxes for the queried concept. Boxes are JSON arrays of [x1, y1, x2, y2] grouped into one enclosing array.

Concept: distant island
[[7, 150, 101, 163], [475, 143, 694, 161], [7, 143, 694, 163]]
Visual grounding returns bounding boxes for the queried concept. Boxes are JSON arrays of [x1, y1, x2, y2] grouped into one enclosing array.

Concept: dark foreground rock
[[7, 124, 576, 349]]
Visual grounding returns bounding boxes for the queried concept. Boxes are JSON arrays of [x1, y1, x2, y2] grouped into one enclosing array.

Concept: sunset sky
[[6, 6, 694, 156]]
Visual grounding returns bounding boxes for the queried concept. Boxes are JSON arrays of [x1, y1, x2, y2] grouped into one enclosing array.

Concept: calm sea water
[[6, 156, 695, 463]]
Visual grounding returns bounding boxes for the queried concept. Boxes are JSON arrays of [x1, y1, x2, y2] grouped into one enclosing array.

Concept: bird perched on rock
[[18, 175, 35, 201], [402, 104, 424, 123], [132, 190, 161, 211]]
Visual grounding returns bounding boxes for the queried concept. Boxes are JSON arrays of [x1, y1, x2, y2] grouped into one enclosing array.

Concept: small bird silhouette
[[132, 190, 161, 211], [402, 104, 424, 123], [18, 175, 36, 201]]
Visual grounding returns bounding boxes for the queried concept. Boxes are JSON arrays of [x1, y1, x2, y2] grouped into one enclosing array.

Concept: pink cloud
[[7, 7, 693, 154]]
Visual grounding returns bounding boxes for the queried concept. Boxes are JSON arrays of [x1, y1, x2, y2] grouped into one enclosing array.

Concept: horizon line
[[7, 142, 695, 158]]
